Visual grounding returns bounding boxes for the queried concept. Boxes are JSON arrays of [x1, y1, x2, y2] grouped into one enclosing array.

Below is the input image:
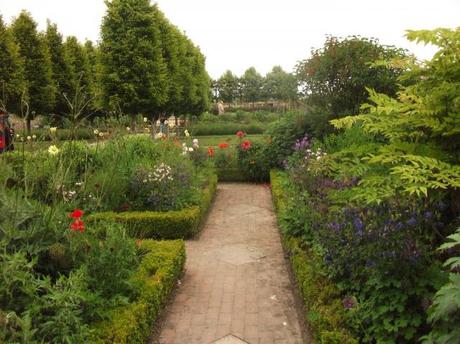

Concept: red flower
[[236, 131, 245, 138], [69, 209, 84, 218], [218, 143, 229, 149], [207, 146, 215, 157], [241, 140, 251, 151], [70, 219, 85, 232]]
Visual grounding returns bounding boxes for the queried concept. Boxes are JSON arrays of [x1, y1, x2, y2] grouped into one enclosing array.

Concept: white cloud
[[1, 0, 458, 78]]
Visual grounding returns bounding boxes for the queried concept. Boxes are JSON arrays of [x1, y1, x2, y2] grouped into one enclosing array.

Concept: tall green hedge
[[91, 240, 186, 343]]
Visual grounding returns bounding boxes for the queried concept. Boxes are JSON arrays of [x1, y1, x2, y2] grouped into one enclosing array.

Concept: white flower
[[168, 121, 175, 128], [26, 136, 32, 141], [164, 120, 169, 125], [126, 127, 131, 131], [188, 147, 194, 152], [182, 142, 186, 147], [50, 127, 57, 134], [16, 134, 20, 138], [32, 135, 37, 140], [193, 138, 199, 145], [99, 132, 104, 137], [155, 133, 164, 139], [184, 130, 190, 137], [316, 156, 321, 160], [94, 129, 99, 135], [143, 117, 148, 123], [48, 145, 60, 156]]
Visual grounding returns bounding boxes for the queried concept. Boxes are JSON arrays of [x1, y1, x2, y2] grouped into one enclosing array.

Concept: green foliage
[[331, 28, 460, 205], [0, 15, 25, 113], [270, 171, 358, 344], [216, 70, 239, 103], [236, 141, 271, 182], [240, 67, 264, 103], [296, 35, 407, 137], [265, 111, 311, 168], [92, 240, 186, 344], [89, 173, 217, 239], [189, 122, 267, 135], [100, 0, 168, 117], [422, 227, 460, 344], [264, 66, 298, 101], [45, 21, 74, 117], [10, 11, 55, 121]]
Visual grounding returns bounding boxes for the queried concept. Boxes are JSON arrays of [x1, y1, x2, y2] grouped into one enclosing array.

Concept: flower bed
[[89, 174, 217, 239], [91, 239, 186, 344], [270, 170, 358, 344]]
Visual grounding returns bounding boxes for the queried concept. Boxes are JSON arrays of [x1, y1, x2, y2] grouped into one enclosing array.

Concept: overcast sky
[[1, 0, 459, 78]]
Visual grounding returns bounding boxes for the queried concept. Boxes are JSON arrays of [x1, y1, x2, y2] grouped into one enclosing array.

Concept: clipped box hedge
[[270, 170, 358, 344], [90, 174, 217, 239], [91, 239, 186, 344]]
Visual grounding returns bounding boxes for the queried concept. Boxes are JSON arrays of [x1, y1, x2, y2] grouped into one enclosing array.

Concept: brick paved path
[[155, 183, 305, 344]]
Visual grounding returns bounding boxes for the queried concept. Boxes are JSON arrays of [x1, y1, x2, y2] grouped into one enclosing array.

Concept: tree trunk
[[26, 118, 31, 134]]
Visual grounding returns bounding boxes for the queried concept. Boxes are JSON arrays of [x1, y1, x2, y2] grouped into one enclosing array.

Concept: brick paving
[[154, 183, 306, 344]]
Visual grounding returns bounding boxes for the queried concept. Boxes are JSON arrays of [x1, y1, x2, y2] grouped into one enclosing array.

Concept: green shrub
[[92, 239, 186, 344], [265, 112, 311, 168], [237, 141, 270, 182], [90, 174, 217, 239]]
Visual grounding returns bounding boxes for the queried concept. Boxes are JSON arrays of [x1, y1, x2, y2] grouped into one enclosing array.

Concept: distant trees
[[214, 66, 298, 104]]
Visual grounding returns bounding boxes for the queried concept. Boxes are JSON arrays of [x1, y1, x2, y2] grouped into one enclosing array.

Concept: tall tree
[[64, 36, 93, 98], [45, 21, 74, 117], [11, 11, 55, 131], [240, 67, 263, 103], [217, 70, 239, 103], [0, 15, 25, 113], [100, 0, 168, 123], [264, 66, 298, 101]]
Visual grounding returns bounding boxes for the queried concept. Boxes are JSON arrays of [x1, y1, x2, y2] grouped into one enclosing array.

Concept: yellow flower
[[94, 129, 99, 135], [50, 127, 57, 134], [48, 145, 60, 156], [184, 130, 190, 137], [27, 136, 32, 141]]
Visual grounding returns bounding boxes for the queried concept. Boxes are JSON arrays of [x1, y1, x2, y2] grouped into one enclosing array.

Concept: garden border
[[91, 240, 186, 343], [89, 174, 217, 239], [270, 170, 358, 344]]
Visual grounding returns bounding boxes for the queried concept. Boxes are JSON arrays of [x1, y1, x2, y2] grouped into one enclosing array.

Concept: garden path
[[154, 183, 306, 344]]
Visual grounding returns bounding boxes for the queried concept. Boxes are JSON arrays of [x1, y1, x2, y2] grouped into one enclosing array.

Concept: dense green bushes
[[189, 122, 266, 136], [93, 240, 186, 344], [90, 174, 217, 239]]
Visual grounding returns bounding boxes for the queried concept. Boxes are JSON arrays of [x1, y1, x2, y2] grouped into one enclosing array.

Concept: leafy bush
[[189, 122, 266, 135], [90, 174, 217, 239], [236, 141, 271, 182], [92, 240, 186, 344], [422, 227, 460, 344]]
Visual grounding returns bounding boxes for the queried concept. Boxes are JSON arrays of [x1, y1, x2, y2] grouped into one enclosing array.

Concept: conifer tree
[[100, 0, 168, 123], [45, 21, 74, 117], [11, 11, 55, 131], [0, 16, 25, 113]]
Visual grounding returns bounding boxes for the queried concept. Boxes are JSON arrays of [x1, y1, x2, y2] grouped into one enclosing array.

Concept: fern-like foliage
[[421, 227, 460, 344], [330, 28, 460, 204]]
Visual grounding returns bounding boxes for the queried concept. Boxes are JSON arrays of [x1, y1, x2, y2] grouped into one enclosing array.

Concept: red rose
[[241, 140, 251, 151], [69, 209, 84, 218]]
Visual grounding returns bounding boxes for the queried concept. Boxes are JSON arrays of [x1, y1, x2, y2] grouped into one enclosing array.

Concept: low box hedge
[[270, 170, 358, 344], [216, 168, 248, 182], [91, 239, 186, 344], [90, 174, 217, 239]]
